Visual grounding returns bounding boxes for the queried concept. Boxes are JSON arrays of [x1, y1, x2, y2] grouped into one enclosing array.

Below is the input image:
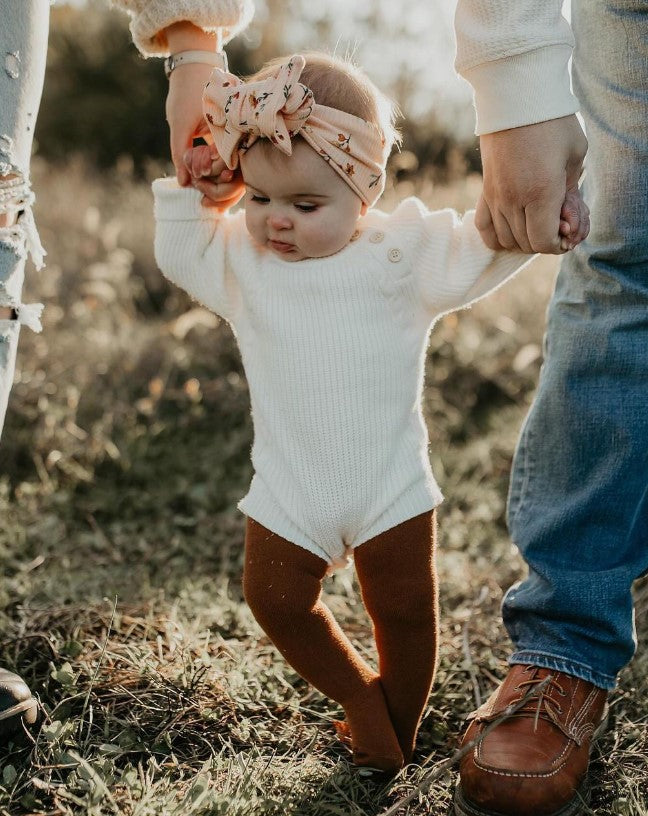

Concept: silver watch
[[164, 50, 228, 79]]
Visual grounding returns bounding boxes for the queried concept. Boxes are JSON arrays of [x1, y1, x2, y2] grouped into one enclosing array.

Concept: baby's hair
[[247, 52, 401, 154]]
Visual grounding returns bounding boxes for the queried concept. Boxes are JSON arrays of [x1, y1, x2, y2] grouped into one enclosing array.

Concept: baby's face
[[240, 139, 366, 262]]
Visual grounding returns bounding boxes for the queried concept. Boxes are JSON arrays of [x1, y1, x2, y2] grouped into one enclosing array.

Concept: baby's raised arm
[[385, 187, 584, 321], [152, 169, 246, 323], [389, 199, 536, 319]]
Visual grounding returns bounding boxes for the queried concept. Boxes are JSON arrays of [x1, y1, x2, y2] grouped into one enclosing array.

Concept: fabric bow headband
[[202, 55, 389, 206]]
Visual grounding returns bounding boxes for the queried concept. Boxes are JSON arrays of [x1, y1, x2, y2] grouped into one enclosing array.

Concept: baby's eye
[[250, 194, 269, 204], [295, 203, 317, 213]]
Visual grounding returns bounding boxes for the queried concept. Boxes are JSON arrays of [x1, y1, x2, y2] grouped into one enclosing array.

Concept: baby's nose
[[267, 212, 292, 230]]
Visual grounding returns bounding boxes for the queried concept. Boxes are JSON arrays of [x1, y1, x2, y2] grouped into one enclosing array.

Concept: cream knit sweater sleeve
[[110, 0, 254, 55], [388, 197, 534, 318], [152, 177, 245, 321], [454, 0, 578, 134]]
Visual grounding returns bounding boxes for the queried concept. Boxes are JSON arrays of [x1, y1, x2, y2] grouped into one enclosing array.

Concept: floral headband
[[202, 54, 390, 206]]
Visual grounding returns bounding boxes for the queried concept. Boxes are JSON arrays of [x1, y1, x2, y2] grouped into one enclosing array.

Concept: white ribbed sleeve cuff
[[153, 176, 207, 220], [111, 0, 254, 55], [463, 44, 578, 135]]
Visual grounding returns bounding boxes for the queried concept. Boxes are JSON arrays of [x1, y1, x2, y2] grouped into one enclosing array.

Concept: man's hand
[[476, 114, 588, 254], [184, 144, 245, 211]]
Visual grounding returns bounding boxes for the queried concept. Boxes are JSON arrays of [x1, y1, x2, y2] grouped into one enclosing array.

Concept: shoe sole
[[452, 706, 609, 816], [452, 780, 590, 816]]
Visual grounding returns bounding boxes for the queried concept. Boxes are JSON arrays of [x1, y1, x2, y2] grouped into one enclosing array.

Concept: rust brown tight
[[242, 510, 438, 769]]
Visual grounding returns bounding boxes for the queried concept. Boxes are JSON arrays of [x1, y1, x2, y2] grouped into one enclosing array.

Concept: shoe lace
[[516, 669, 567, 733], [517, 668, 568, 735]]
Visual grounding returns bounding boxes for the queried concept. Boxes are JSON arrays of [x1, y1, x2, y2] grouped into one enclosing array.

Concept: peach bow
[[203, 54, 389, 206]]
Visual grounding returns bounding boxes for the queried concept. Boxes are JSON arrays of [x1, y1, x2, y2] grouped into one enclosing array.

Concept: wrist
[[165, 51, 227, 80], [164, 21, 221, 53]]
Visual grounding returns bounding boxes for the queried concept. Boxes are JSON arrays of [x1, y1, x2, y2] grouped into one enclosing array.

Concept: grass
[[0, 158, 646, 815]]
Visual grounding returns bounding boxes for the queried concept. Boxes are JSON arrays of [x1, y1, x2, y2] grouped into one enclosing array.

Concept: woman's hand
[[164, 21, 222, 186]]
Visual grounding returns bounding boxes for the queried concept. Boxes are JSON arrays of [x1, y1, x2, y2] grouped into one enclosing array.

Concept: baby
[[153, 52, 587, 772]]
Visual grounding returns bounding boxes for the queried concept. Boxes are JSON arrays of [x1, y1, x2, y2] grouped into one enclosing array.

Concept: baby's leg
[[354, 510, 438, 763], [243, 517, 403, 771]]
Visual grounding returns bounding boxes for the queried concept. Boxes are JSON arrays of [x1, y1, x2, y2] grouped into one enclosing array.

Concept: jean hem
[[509, 650, 616, 691]]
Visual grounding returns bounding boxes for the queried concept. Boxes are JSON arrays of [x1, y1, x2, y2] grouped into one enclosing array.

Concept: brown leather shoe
[[0, 668, 39, 737], [453, 665, 608, 816]]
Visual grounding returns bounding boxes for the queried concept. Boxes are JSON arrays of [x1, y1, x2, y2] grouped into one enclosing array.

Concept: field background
[[1, 3, 647, 815]]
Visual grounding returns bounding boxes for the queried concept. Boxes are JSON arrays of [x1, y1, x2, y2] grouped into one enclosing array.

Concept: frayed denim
[[0, 1, 49, 437]]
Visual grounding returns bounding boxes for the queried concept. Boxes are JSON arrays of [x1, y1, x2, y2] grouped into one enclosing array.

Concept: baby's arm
[[400, 182, 589, 319], [394, 199, 536, 318], [153, 159, 245, 320]]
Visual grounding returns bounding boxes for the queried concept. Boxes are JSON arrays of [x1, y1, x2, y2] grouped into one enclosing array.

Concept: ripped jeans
[[0, 1, 49, 437]]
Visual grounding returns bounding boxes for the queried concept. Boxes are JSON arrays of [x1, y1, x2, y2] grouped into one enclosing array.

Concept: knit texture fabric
[[353, 510, 438, 763], [110, 0, 254, 54], [243, 517, 404, 772], [454, 0, 578, 134], [153, 180, 534, 571]]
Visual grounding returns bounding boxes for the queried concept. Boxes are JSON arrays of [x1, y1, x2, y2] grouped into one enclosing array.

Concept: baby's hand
[[558, 187, 590, 252], [183, 144, 245, 212]]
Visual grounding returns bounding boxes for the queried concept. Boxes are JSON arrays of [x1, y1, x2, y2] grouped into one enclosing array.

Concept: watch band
[[164, 50, 228, 79]]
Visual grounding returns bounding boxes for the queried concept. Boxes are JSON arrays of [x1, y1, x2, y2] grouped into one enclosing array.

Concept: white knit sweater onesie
[[154, 180, 532, 572]]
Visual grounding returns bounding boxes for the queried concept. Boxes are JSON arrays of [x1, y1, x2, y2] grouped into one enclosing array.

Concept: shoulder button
[[369, 230, 385, 243], [388, 248, 402, 263]]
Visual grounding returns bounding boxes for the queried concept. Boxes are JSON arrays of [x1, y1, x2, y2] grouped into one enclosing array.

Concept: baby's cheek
[[245, 211, 262, 244], [309, 220, 346, 256]]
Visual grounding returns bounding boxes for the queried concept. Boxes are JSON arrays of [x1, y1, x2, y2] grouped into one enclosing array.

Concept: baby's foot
[[333, 718, 353, 749], [338, 678, 404, 773], [334, 718, 404, 772]]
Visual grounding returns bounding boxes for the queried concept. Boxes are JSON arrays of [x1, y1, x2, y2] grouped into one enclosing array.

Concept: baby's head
[[203, 52, 399, 261]]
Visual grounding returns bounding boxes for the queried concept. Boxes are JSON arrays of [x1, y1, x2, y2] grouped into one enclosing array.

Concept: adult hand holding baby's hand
[[476, 114, 588, 255], [184, 144, 245, 212], [163, 21, 227, 187]]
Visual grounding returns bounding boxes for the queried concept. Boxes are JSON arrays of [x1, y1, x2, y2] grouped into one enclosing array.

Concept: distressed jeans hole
[[0, 171, 23, 228]]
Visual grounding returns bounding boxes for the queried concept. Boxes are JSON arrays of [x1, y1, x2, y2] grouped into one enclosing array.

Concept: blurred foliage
[[37, 1, 480, 179], [37, 3, 168, 172]]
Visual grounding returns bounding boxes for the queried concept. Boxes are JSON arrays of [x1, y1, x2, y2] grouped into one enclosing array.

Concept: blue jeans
[[505, 0, 648, 691], [0, 1, 49, 437]]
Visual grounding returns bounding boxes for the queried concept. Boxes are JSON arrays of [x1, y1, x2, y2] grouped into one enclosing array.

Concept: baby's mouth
[[268, 239, 295, 253]]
